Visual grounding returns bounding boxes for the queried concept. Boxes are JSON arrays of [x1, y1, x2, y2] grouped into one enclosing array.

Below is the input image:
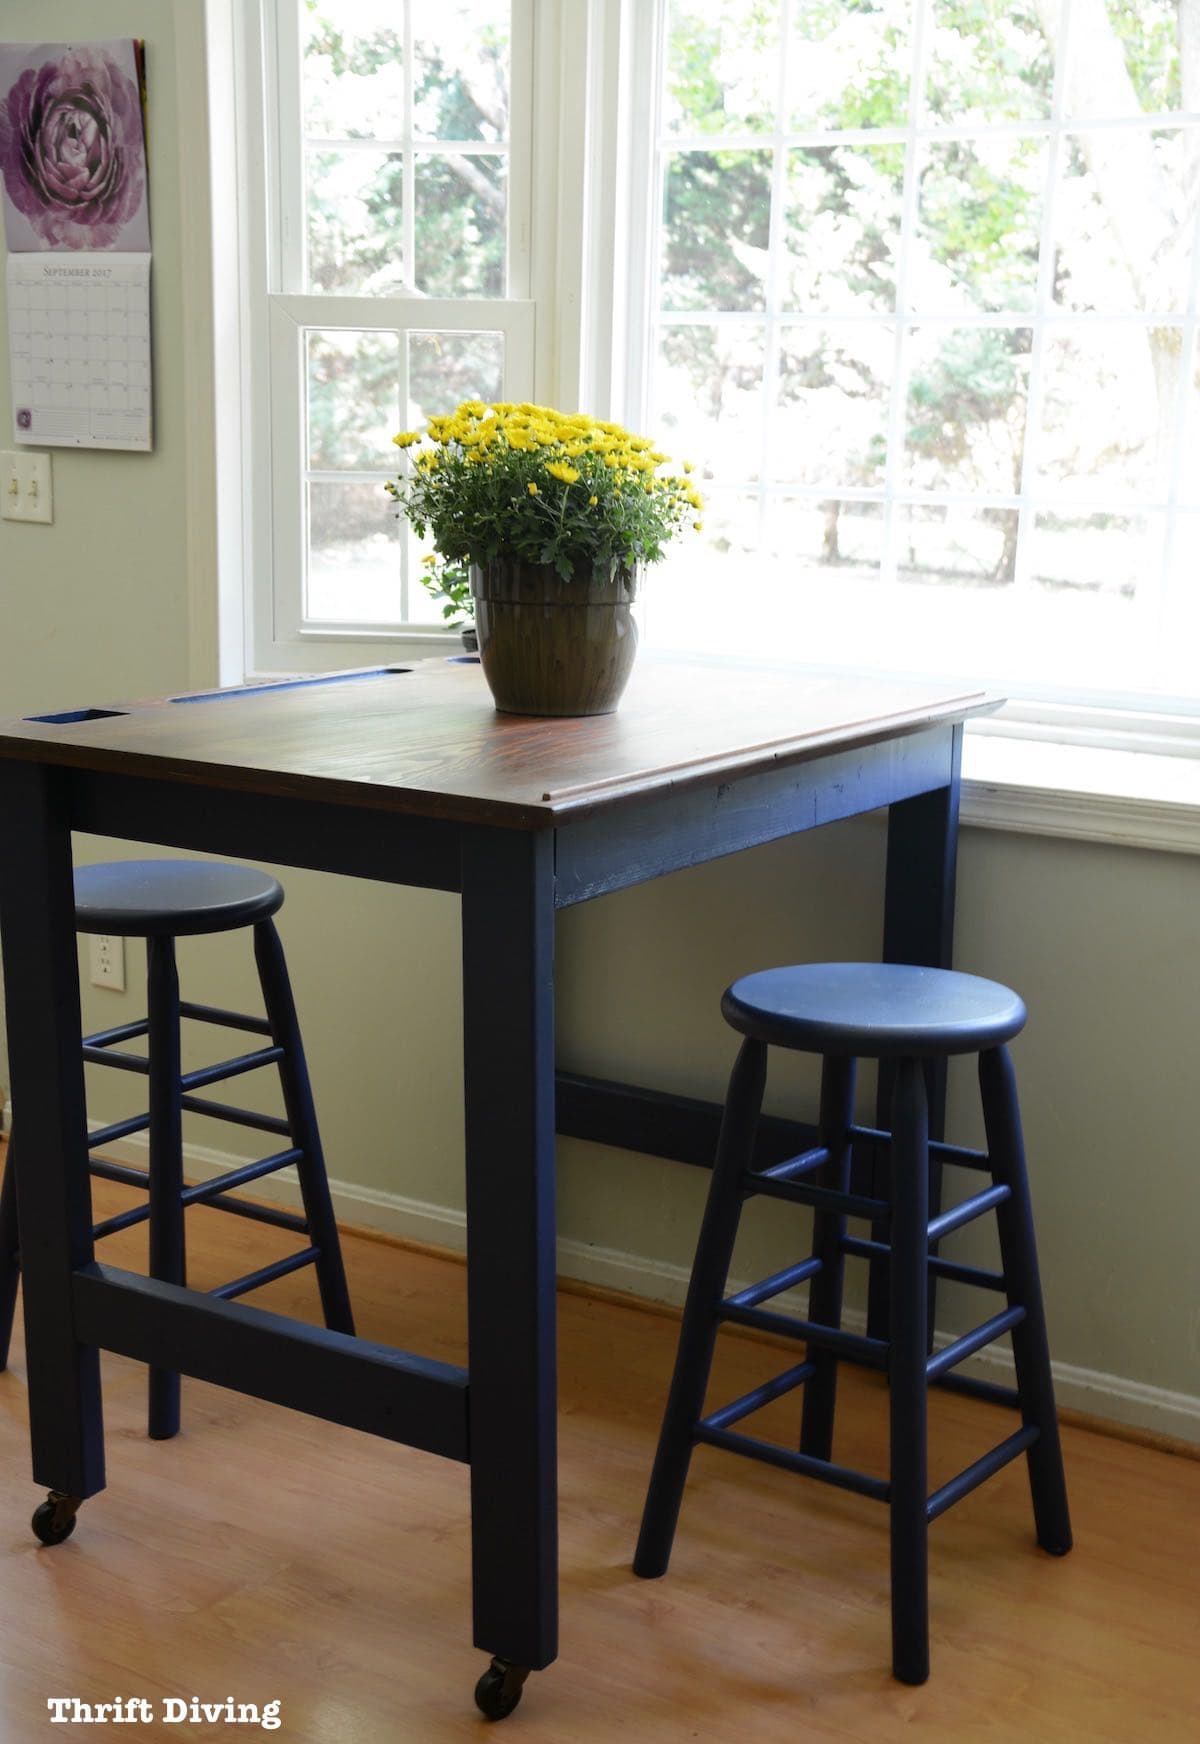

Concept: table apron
[[553, 726, 956, 907], [67, 770, 463, 892], [72, 1263, 470, 1465]]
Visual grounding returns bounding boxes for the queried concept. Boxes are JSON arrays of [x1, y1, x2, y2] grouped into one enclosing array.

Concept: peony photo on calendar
[[0, 38, 149, 254]]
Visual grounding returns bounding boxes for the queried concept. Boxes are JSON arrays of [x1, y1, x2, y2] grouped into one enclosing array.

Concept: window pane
[[306, 150, 404, 293], [911, 136, 1047, 315], [412, 1, 510, 141], [1053, 130, 1196, 314], [664, 0, 782, 136], [1181, 334, 1200, 505], [903, 327, 1032, 493], [661, 151, 772, 312], [924, 0, 1057, 125], [764, 496, 885, 574], [307, 480, 400, 622], [1027, 509, 1162, 601], [307, 330, 401, 471], [895, 503, 1020, 588], [774, 326, 893, 487], [1036, 324, 1181, 502], [302, 1, 407, 139], [654, 324, 767, 481], [787, 0, 910, 131], [414, 154, 506, 296], [407, 329, 505, 426], [1064, 0, 1185, 117], [783, 145, 905, 314]]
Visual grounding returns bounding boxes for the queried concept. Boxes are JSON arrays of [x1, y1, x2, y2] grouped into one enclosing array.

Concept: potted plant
[[417, 556, 477, 653], [388, 401, 702, 716]]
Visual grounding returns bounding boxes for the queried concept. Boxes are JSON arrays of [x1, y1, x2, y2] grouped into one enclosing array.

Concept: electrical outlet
[[88, 933, 125, 992], [1, 450, 53, 524]]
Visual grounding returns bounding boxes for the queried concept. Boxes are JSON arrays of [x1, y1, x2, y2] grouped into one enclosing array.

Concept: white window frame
[[610, 0, 1200, 757]]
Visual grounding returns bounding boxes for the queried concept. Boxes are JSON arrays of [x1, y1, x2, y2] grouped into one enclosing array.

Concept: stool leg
[[799, 1053, 857, 1461], [0, 1138, 21, 1370], [889, 1055, 929, 1686], [979, 1045, 1072, 1556], [147, 936, 184, 1441], [634, 1038, 768, 1580], [253, 920, 354, 1337]]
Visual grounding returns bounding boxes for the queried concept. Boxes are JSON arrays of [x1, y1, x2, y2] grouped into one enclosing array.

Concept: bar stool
[[634, 962, 1071, 1685], [0, 860, 354, 1469]]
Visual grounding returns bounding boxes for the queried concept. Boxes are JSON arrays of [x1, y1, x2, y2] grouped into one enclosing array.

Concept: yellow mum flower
[[588, 495, 599, 506], [693, 520, 703, 532], [392, 431, 421, 448], [527, 482, 539, 495], [421, 553, 438, 566], [545, 461, 581, 484]]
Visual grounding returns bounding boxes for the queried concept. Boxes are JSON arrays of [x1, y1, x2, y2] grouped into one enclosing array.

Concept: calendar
[[7, 253, 151, 451]]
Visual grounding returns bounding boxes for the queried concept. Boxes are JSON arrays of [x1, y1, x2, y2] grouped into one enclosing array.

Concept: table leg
[[0, 763, 105, 1504], [868, 724, 963, 1341], [461, 826, 558, 1685]]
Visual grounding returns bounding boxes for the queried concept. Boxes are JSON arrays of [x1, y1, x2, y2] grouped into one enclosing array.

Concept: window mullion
[[878, 0, 934, 588]]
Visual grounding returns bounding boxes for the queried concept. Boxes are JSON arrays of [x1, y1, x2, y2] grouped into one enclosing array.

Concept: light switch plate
[[1, 450, 53, 524]]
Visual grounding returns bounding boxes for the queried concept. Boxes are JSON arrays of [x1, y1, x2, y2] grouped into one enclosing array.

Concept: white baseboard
[[91, 1126, 1200, 1447]]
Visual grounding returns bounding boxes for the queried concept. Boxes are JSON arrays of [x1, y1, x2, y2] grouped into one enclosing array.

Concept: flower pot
[[470, 557, 640, 717]]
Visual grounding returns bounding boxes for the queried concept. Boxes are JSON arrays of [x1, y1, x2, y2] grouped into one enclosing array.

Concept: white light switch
[[1, 450, 53, 524]]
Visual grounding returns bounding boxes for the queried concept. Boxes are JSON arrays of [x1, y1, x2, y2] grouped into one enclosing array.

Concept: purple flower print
[[0, 48, 145, 248]]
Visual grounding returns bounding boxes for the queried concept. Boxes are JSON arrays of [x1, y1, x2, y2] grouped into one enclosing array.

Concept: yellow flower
[[683, 460, 694, 474], [392, 431, 421, 448], [693, 520, 704, 532], [545, 461, 581, 484], [527, 482, 539, 495], [588, 495, 599, 506], [421, 553, 438, 566]]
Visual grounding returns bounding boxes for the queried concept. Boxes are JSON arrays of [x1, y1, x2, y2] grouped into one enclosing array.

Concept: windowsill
[[962, 733, 1200, 855]]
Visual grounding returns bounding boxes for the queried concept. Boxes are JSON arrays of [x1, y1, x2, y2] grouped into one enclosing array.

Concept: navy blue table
[[0, 655, 994, 1711]]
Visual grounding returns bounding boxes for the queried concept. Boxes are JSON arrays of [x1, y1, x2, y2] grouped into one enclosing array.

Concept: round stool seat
[[721, 962, 1026, 1059], [73, 860, 284, 938]]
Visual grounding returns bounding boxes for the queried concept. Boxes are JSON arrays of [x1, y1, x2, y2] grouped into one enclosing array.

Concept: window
[[236, 0, 1200, 743], [243, 0, 534, 669], [623, 0, 1200, 728]]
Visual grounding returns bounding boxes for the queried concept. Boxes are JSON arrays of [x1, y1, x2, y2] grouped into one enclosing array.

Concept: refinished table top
[[0, 655, 996, 829]]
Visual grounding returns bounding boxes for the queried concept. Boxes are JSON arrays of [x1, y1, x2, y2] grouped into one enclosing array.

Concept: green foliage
[[417, 558, 474, 626]]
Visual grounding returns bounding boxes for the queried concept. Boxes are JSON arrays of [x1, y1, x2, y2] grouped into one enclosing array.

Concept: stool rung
[[89, 1157, 151, 1190], [700, 1360, 816, 1433], [717, 1300, 889, 1367], [927, 1184, 1010, 1243], [931, 1372, 1022, 1410], [695, 1423, 890, 1502], [179, 1095, 290, 1136], [725, 1256, 822, 1310], [181, 1148, 303, 1208], [744, 1174, 890, 1222], [848, 1124, 992, 1172], [756, 1145, 830, 1184], [92, 1203, 151, 1241], [83, 1018, 150, 1049], [200, 1193, 309, 1235], [210, 1246, 320, 1301], [180, 1000, 272, 1037], [181, 1047, 285, 1094], [926, 1307, 1026, 1381], [88, 1114, 150, 1149], [926, 1425, 1039, 1522], [83, 1045, 149, 1075], [840, 1235, 1007, 1293]]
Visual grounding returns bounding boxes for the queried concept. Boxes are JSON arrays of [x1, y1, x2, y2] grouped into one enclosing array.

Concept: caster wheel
[[31, 1491, 80, 1547], [474, 1658, 529, 1721]]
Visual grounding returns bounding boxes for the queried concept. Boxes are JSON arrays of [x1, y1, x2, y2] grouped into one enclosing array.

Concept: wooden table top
[[0, 656, 996, 828]]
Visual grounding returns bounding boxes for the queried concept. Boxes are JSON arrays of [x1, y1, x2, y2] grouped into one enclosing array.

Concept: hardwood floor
[[0, 1180, 1196, 1742]]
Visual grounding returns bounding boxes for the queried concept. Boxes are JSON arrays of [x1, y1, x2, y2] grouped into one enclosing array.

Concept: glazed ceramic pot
[[469, 556, 640, 717]]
